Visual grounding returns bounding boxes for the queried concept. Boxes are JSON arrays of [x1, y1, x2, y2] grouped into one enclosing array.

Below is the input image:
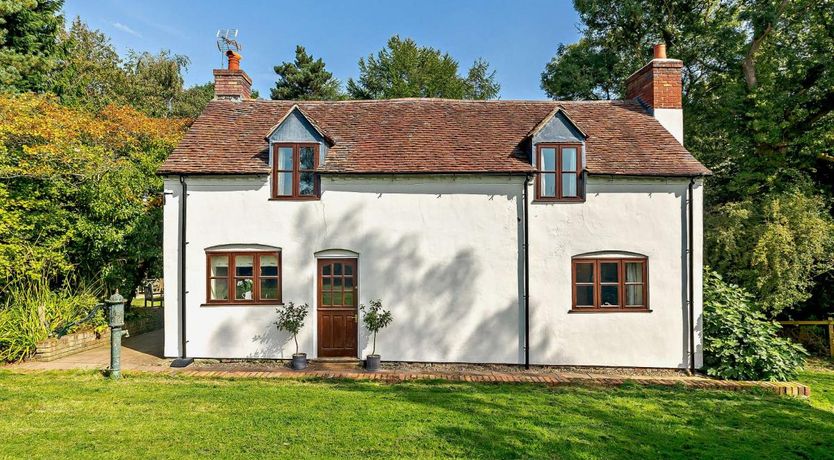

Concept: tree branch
[[742, 0, 789, 90]]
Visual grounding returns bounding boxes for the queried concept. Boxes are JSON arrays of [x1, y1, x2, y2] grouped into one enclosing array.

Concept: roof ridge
[[235, 98, 635, 105]]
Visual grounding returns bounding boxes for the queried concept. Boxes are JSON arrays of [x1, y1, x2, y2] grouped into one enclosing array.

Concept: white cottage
[[159, 45, 710, 369]]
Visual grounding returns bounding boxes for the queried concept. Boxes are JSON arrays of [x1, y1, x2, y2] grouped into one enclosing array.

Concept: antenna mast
[[215, 29, 242, 67]]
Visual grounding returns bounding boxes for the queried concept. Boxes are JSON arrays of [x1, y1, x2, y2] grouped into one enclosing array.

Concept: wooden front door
[[317, 258, 358, 357]]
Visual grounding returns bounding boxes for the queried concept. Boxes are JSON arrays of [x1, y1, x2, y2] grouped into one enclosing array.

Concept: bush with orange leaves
[[0, 93, 188, 298]]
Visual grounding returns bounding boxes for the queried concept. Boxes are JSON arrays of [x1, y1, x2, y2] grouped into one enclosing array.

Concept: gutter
[[687, 177, 697, 374], [522, 174, 531, 369], [172, 176, 193, 368]]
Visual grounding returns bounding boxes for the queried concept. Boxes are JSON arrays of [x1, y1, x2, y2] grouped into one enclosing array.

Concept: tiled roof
[[158, 98, 710, 176]]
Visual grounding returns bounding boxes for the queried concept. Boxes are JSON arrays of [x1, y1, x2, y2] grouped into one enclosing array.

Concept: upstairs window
[[272, 143, 319, 199], [206, 251, 282, 305], [572, 258, 648, 312], [536, 144, 583, 201]]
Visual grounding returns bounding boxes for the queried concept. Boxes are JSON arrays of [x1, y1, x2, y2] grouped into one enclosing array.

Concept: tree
[[123, 50, 190, 117], [0, 0, 64, 93], [270, 45, 342, 100], [51, 17, 127, 110], [172, 82, 214, 118], [347, 35, 500, 100], [360, 299, 393, 356], [0, 93, 188, 301], [541, 0, 834, 316], [275, 302, 309, 355]]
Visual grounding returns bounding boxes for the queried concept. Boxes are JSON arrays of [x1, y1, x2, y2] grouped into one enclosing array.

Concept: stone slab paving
[[3, 329, 810, 397]]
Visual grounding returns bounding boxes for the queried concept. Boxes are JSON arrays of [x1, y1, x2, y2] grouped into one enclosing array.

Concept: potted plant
[[275, 301, 310, 370], [360, 299, 393, 371]]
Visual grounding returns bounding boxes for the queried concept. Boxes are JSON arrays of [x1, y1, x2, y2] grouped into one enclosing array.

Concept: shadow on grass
[[326, 379, 834, 459]]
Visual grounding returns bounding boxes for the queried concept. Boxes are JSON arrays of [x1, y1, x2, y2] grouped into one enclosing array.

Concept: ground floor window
[[572, 257, 648, 311], [206, 251, 281, 304]]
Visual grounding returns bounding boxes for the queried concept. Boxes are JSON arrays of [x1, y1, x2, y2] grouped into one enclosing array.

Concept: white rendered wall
[[527, 176, 703, 368], [653, 108, 684, 144], [162, 174, 703, 368], [163, 175, 524, 363]]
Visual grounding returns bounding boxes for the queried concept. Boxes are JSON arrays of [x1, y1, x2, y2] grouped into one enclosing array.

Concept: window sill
[[532, 198, 585, 204], [269, 197, 320, 201], [568, 308, 652, 314], [201, 302, 284, 307]]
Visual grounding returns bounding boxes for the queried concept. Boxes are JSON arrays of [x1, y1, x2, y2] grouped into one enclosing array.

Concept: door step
[[309, 358, 362, 371]]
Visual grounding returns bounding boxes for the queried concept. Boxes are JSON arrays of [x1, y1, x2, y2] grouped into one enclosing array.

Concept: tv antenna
[[216, 29, 242, 65]]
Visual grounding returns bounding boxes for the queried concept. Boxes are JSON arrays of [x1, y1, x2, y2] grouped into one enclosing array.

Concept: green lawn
[[1, 369, 834, 459]]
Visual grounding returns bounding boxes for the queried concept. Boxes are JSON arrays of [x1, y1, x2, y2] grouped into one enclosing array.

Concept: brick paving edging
[[186, 369, 812, 396], [6, 366, 810, 397], [72, 366, 817, 397]]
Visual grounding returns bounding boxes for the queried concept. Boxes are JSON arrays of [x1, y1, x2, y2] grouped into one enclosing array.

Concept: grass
[[1, 368, 834, 459]]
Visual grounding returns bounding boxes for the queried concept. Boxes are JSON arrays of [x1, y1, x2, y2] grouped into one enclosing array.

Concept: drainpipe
[[172, 175, 193, 367], [523, 174, 531, 370], [687, 177, 696, 374]]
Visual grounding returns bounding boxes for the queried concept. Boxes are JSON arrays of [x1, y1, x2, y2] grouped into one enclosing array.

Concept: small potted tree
[[360, 299, 393, 371], [275, 302, 310, 370]]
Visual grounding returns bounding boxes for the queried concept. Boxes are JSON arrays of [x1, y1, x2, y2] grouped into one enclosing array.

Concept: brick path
[[4, 329, 810, 397]]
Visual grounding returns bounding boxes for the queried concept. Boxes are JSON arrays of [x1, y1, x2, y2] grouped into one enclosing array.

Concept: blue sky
[[62, 0, 581, 100]]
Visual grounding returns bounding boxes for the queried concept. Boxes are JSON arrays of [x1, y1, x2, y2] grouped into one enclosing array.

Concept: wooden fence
[[779, 318, 834, 357]]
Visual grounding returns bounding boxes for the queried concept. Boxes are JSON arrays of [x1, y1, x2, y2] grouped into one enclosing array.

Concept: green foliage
[[347, 35, 500, 100], [543, 0, 834, 316], [703, 268, 807, 381], [0, 0, 64, 93], [172, 82, 214, 118], [0, 93, 187, 299], [48, 18, 207, 117], [0, 275, 103, 362], [122, 50, 190, 117], [360, 299, 393, 356], [50, 17, 126, 110], [275, 301, 309, 355], [271, 45, 342, 101], [707, 188, 834, 315]]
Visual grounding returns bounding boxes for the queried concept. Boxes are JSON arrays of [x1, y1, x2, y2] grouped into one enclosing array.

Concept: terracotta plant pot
[[365, 354, 381, 372], [292, 353, 308, 370]]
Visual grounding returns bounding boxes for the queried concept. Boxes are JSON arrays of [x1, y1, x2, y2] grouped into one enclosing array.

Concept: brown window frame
[[535, 143, 584, 202], [571, 257, 649, 312], [205, 251, 282, 305], [271, 143, 320, 200]]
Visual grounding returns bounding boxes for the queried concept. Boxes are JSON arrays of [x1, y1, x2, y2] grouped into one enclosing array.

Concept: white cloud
[[112, 22, 142, 38]]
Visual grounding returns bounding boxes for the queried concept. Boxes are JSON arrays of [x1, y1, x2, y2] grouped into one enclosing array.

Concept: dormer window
[[272, 143, 319, 200], [536, 144, 583, 201]]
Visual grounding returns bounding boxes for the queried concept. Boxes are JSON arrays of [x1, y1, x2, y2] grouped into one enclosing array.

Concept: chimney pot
[[226, 50, 241, 71], [653, 43, 667, 59]]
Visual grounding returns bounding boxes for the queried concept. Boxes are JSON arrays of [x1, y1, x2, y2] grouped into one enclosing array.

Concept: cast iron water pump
[[105, 291, 129, 379]]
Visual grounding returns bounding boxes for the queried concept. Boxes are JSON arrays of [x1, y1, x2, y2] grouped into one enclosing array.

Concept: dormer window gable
[[529, 107, 587, 202], [266, 106, 332, 200]]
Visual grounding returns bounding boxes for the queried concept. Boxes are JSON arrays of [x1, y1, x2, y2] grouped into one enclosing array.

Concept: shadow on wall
[[207, 183, 523, 362]]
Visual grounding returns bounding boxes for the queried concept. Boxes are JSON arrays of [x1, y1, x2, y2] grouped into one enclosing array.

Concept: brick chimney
[[625, 44, 684, 144], [213, 50, 252, 101]]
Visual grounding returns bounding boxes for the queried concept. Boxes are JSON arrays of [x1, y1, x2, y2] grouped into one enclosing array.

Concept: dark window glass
[[572, 258, 648, 311]]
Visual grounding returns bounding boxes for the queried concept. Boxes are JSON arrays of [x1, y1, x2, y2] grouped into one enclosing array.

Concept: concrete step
[[309, 358, 362, 371]]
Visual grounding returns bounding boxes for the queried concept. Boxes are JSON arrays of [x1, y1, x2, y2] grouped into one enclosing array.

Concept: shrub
[[703, 268, 807, 381], [0, 277, 104, 362], [275, 302, 309, 355], [360, 299, 393, 356]]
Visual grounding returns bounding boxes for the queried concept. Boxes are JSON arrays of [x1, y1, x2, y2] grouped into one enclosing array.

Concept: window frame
[[535, 143, 584, 202], [571, 257, 649, 312], [205, 251, 282, 305], [271, 143, 320, 200]]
